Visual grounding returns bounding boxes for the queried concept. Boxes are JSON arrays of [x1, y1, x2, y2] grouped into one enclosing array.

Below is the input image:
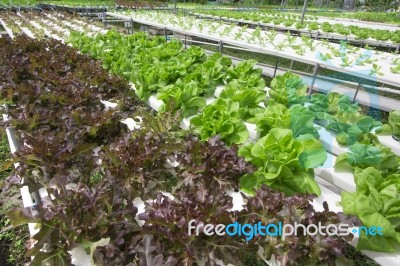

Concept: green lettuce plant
[[268, 72, 307, 107], [310, 93, 381, 146], [376, 111, 400, 140], [335, 143, 399, 174], [219, 81, 265, 121], [254, 103, 319, 139], [157, 79, 206, 118], [239, 128, 326, 196], [190, 98, 249, 146], [342, 167, 400, 252]]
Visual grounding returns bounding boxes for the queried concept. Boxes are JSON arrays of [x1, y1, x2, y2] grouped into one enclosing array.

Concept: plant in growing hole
[[234, 25, 249, 41], [301, 35, 319, 51], [190, 98, 249, 146], [186, 19, 194, 30], [268, 72, 308, 107], [234, 30, 244, 40], [254, 103, 319, 139], [317, 51, 333, 61], [238, 128, 326, 195], [157, 79, 206, 118], [218, 25, 228, 37], [321, 39, 333, 49], [284, 19, 294, 27], [292, 45, 307, 56], [321, 22, 334, 33], [331, 115, 382, 146], [369, 63, 383, 76], [355, 53, 372, 66], [390, 64, 400, 74], [347, 45, 360, 54], [208, 23, 219, 34], [273, 41, 287, 51], [251, 26, 263, 42], [335, 143, 399, 174], [330, 47, 341, 57], [376, 110, 400, 140], [285, 31, 297, 46], [339, 40, 349, 52], [308, 21, 319, 31], [342, 167, 400, 252], [340, 56, 354, 67], [295, 22, 306, 29], [240, 24, 248, 33], [364, 57, 378, 64], [266, 29, 277, 43], [219, 82, 265, 121], [197, 21, 204, 32]]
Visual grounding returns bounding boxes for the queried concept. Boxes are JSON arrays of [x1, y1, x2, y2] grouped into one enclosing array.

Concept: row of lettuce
[[69, 30, 400, 253], [192, 9, 400, 43], [1, 35, 356, 265]]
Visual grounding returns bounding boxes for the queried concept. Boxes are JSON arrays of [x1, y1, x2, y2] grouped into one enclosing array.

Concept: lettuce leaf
[[335, 143, 400, 173], [268, 72, 307, 107], [239, 128, 325, 195], [342, 167, 400, 252], [376, 110, 400, 139], [254, 103, 319, 139], [190, 98, 249, 146]]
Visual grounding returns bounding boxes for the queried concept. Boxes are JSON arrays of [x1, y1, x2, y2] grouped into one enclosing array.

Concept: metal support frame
[[173, 0, 177, 14], [102, 11, 106, 28], [219, 41, 224, 54], [353, 81, 362, 102], [184, 35, 187, 49], [308, 63, 320, 97], [300, 0, 308, 25], [273, 57, 279, 77]]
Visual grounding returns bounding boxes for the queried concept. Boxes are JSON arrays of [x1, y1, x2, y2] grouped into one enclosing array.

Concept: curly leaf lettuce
[[376, 110, 400, 139], [157, 79, 206, 118], [335, 143, 400, 173], [239, 128, 326, 195], [268, 72, 307, 107], [190, 98, 249, 146], [342, 167, 400, 252], [254, 103, 319, 139]]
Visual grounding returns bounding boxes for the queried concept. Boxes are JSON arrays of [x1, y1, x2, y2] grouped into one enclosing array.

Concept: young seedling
[[266, 30, 277, 43], [292, 45, 307, 56], [234, 31, 244, 40], [301, 36, 319, 51], [369, 63, 384, 76], [390, 65, 400, 74], [273, 41, 287, 51], [340, 56, 354, 67], [198, 22, 204, 32], [285, 31, 297, 46], [330, 47, 341, 57], [252, 26, 262, 42], [317, 52, 333, 61]]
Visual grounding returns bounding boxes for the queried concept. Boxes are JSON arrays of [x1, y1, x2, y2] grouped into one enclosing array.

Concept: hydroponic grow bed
[[1, 9, 400, 266]]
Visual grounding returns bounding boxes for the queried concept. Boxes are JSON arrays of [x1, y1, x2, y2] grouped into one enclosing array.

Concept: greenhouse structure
[[1, 0, 400, 265]]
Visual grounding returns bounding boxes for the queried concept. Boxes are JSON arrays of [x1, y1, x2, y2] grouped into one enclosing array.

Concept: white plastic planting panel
[[107, 11, 400, 88]]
